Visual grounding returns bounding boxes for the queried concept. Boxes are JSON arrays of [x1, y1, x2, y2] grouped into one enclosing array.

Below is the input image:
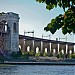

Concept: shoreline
[[0, 61, 75, 65]]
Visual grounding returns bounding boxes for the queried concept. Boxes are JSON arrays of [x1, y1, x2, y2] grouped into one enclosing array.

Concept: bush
[[70, 54, 75, 59], [43, 52, 48, 57], [0, 55, 5, 62], [56, 54, 60, 58], [35, 51, 40, 57], [49, 52, 53, 57], [56, 51, 64, 58], [22, 52, 29, 59], [10, 51, 22, 59], [29, 50, 35, 56], [16, 50, 22, 57], [10, 51, 17, 58]]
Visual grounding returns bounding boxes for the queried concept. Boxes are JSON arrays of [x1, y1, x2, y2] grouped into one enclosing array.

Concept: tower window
[[13, 23, 17, 33]]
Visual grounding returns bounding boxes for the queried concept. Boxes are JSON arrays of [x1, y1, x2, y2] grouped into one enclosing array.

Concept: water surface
[[0, 65, 74, 75]]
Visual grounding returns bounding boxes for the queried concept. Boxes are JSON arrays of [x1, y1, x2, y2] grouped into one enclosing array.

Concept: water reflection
[[0, 65, 74, 75], [0, 65, 18, 75]]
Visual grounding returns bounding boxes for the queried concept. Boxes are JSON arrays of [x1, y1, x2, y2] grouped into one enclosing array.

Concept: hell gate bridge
[[0, 12, 75, 57]]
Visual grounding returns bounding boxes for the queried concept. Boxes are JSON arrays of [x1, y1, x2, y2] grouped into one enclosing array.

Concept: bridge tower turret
[[0, 12, 19, 52]]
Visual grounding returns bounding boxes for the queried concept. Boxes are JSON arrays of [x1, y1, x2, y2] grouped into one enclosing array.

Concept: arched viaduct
[[19, 35, 75, 56]]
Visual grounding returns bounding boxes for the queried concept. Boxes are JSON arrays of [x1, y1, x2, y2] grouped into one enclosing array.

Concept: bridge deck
[[19, 35, 75, 45]]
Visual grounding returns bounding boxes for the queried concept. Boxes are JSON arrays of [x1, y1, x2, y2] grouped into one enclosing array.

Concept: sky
[[0, 0, 74, 42]]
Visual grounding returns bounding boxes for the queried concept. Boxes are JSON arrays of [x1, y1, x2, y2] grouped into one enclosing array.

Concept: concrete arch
[[69, 50, 72, 54], [34, 41, 41, 54], [61, 49, 64, 54], [45, 48, 47, 53], [36, 47, 39, 53], [43, 42, 50, 55], [51, 43, 58, 55], [19, 45, 21, 50], [27, 46, 30, 52], [68, 45, 74, 54], [59, 44, 66, 54], [19, 39, 25, 53], [25, 39, 33, 52]]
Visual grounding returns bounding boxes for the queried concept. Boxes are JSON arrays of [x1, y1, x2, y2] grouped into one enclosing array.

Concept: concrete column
[[50, 43, 51, 53], [41, 41, 43, 55], [23, 40, 25, 52], [66, 45, 68, 54], [41, 42, 44, 55], [32, 40, 34, 52], [58, 44, 59, 54], [24, 39, 27, 52], [72, 45, 74, 54], [67, 45, 69, 55]]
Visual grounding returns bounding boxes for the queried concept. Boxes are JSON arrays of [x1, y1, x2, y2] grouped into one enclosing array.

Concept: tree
[[36, 0, 75, 34]]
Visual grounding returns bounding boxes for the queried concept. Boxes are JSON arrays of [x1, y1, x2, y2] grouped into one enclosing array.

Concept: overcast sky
[[0, 0, 74, 42]]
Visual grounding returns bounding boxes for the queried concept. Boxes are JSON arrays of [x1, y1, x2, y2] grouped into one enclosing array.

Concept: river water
[[0, 65, 75, 75]]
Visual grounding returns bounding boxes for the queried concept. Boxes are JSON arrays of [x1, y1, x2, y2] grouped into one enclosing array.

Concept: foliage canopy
[[36, 0, 75, 34]]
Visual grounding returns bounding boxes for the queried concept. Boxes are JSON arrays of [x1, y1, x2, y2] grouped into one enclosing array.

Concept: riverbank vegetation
[[1, 49, 75, 62], [10, 50, 75, 60]]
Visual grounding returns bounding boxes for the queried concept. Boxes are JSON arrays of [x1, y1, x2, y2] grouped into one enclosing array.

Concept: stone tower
[[0, 12, 19, 52]]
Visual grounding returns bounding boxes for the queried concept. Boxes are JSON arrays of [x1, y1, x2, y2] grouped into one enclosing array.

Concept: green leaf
[[36, 0, 75, 35]]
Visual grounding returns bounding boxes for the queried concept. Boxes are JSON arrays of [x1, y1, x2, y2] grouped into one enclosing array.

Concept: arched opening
[[69, 50, 72, 54], [61, 49, 64, 54], [27, 46, 30, 52], [45, 48, 47, 53], [4, 21, 8, 32], [36, 47, 39, 53], [53, 49, 56, 56], [19, 45, 21, 50], [5, 25, 7, 32], [53, 49, 56, 54], [19, 45, 22, 54], [13, 22, 17, 33]]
